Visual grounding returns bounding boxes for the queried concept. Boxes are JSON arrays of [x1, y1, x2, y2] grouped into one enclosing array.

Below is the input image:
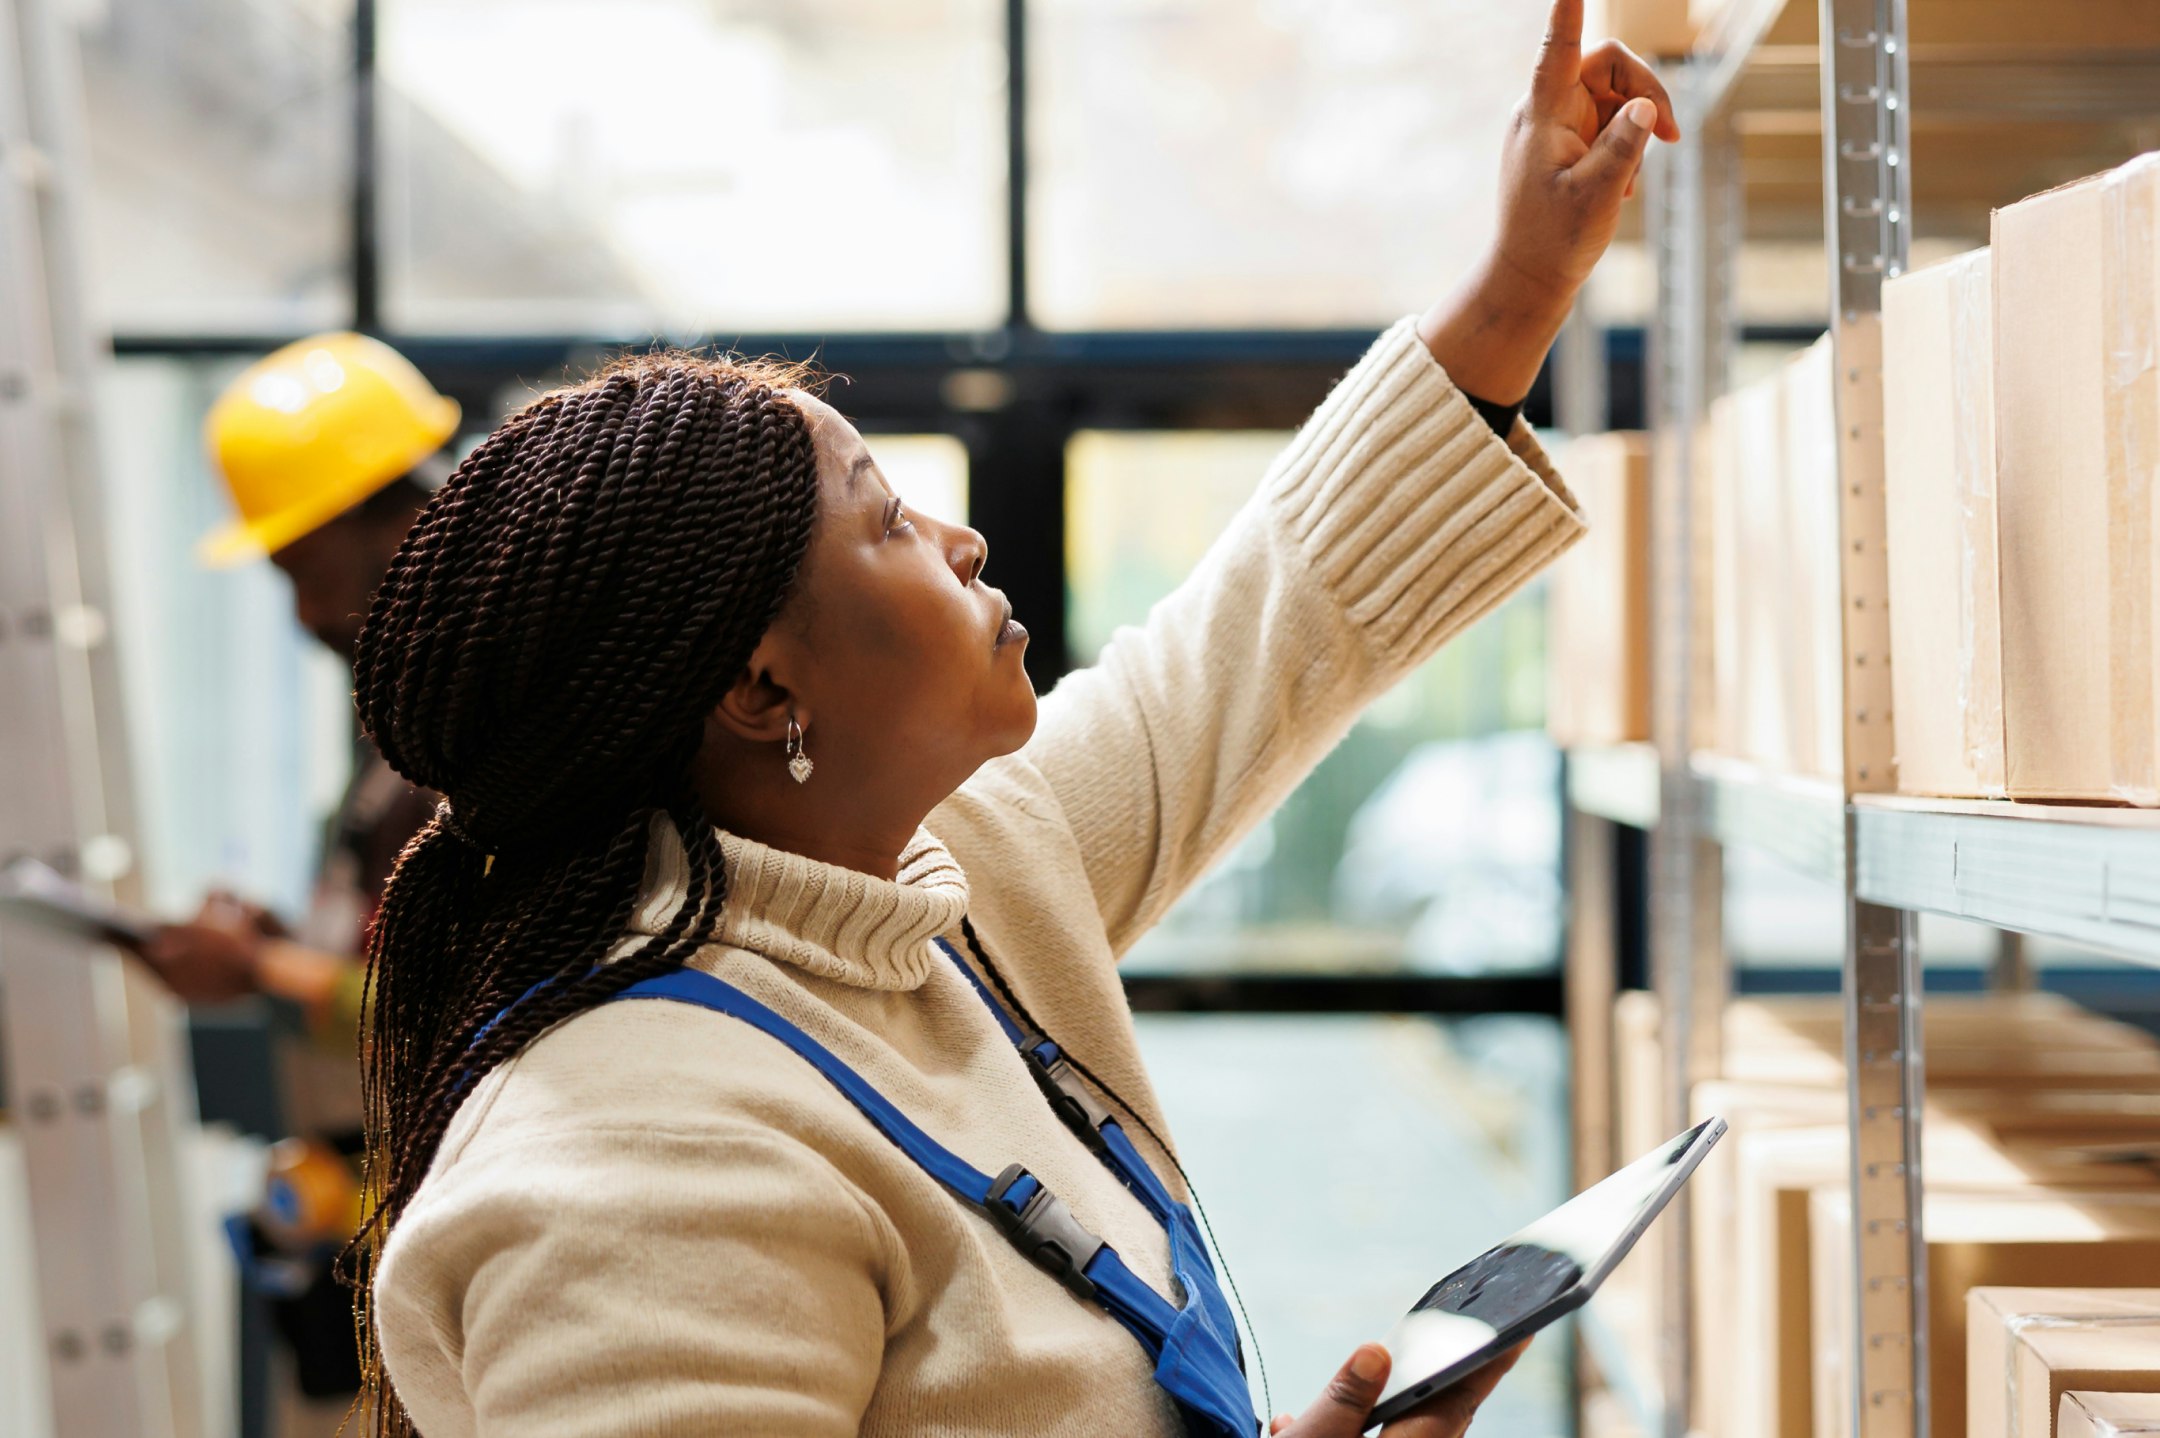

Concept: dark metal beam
[[351, 0, 380, 334], [1120, 971, 1565, 1018], [1004, 0, 1030, 330]]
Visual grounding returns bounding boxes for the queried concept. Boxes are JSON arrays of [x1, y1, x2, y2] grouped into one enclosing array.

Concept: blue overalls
[[605, 938, 1261, 1438]]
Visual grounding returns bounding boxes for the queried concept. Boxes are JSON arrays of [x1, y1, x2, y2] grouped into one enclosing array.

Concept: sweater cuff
[[1269, 317, 1586, 656]]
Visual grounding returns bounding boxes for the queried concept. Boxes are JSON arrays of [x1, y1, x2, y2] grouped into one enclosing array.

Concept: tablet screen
[[1376, 1119, 1720, 1412]]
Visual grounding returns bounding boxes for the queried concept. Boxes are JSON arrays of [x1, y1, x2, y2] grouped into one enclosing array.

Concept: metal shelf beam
[[1730, 46, 2160, 124], [1692, 757, 1848, 886], [1570, 753, 2160, 967], [1855, 798, 2160, 966]]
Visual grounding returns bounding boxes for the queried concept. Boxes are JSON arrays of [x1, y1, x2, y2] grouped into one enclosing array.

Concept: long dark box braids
[[342, 352, 1272, 1436], [343, 353, 821, 1437]]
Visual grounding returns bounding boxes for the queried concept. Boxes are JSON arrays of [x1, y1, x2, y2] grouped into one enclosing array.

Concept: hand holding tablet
[[1265, 1336, 1531, 1437], [1263, 1118, 1726, 1435]]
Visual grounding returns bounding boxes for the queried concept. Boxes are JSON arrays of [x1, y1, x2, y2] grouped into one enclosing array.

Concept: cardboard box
[[1994, 153, 2160, 804], [1714, 1116, 2159, 1438], [1614, 996, 2157, 1162], [1720, 996, 2160, 1092], [1548, 433, 1653, 747], [1710, 376, 1798, 770], [1615, 989, 1667, 1169], [1885, 248, 2005, 798], [1609, 989, 1669, 1350], [1782, 338, 1845, 784], [1969, 1289, 2160, 1438], [1704, 340, 1854, 782], [1690, 1086, 1848, 1438], [1812, 1192, 2160, 1438], [1745, 1, 2160, 52], [2061, 1391, 2160, 1438]]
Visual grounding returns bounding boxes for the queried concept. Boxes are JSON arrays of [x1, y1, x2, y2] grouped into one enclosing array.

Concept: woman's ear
[[707, 631, 806, 744]]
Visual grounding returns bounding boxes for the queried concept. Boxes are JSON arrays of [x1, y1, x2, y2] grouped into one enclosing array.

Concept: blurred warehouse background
[[14, 3, 2160, 1438]]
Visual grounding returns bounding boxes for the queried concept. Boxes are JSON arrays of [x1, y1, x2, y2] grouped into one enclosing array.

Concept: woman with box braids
[[346, 354, 822, 1436], [360, 8, 1672, 1431]]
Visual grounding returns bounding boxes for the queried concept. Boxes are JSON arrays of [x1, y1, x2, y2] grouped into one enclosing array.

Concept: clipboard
[[0, 857, 154, 952]]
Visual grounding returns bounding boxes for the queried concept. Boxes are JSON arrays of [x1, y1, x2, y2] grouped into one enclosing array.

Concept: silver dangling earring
[[785, 714, 814, 784]]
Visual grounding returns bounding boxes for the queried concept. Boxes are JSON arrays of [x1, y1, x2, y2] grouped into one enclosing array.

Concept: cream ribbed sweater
[[372, 319, 1585, 1437]]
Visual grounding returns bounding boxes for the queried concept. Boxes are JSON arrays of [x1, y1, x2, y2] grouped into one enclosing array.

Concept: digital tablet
[[1369, 1116, 1726, 1426], [0, 857, 153, 952]]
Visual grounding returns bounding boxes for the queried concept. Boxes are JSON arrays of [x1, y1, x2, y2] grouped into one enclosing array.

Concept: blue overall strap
[[929, 941, 1257, 1438], [935, 939, 1180, 1225], [608, 969, 1185, 1352]]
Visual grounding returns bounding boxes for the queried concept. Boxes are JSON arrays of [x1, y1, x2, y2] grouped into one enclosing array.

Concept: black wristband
[[1462, 390, 1524, 437]]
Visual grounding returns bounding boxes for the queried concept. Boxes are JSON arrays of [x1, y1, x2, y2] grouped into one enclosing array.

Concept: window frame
[[111, 0, 1757, 1018]]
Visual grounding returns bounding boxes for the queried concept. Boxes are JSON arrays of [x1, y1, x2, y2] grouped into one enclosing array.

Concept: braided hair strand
[[342, 353, 823, 1437]]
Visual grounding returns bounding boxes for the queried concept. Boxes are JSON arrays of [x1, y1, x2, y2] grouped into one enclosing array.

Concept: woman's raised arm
[[1021, 0, 1675, 956]]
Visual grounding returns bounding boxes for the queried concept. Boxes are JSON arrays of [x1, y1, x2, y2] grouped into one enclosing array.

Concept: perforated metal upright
[[1642, 59, 1741, 1438], [1817, 4, 1925, 1435], [1637, 1, 1923, 1435], [0, 0, 206, 1432], [1574, 10, 2160, 1438]]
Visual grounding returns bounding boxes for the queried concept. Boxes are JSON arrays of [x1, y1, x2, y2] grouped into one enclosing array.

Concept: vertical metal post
[[1644, 69, 1731, 1438], [1843, 893, 1926, 1438], [352, 0, 380, 333], [1565, 804, 1619, 1190], [1644, 119, 1693, 1438], [1556, 301, 1609, 437], [1987, 930, 2033, 993], [1820, 1, 1923, 1436], [1002, 0, 1030, 331]]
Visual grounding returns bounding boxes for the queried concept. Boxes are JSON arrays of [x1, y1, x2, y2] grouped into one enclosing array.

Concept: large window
[[1066, 430, 1557, 975], [1027, 0, 1548, 329], [376, 0, 1009, 333], [79, 0, 354, 333], [88, 9, 1575, 1436], [79, 0, 1550, 338]]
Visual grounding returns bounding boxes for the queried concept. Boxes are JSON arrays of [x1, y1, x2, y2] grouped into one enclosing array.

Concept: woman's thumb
[[1576, 95, 1657, 194], [1289, 1343, 1392, 1436]]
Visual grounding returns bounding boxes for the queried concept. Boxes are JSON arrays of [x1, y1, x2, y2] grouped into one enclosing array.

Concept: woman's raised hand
[[1264, 1339, 1530, 1438], [1497, 0, 1682, 293], [1416, 0, 1681, 405]]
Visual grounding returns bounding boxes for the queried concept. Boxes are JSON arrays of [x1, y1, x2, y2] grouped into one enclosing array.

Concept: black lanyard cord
[[958, 916, 1273, 1421]]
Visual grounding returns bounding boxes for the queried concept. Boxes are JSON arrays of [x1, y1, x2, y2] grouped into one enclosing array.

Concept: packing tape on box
[[2004, 1310, 2160, 1438], [1952, 250, 2007, 794], [2106, 154, 2160, 804]]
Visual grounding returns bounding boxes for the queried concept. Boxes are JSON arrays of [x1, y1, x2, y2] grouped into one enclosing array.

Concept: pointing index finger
[[1532, 0, 1587, 103]]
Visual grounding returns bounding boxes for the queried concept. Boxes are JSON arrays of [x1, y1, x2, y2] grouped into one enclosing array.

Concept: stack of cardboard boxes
[[1548, 155, 2160, 797], [1706, 339, 1846, 781], [1602, 991, 2160, 1438], [1885, 152, 2160, 803], [1547, 433, 1653, 748], [1543, 343, 1848, 778]]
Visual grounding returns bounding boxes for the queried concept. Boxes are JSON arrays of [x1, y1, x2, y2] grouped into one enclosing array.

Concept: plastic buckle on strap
[[1019, 1037, 1114, 1151], [986, 1163, 1103, 1301]]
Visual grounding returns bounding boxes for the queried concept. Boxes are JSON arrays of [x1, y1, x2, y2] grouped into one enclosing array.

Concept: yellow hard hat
[[199, 332, 460, 567]]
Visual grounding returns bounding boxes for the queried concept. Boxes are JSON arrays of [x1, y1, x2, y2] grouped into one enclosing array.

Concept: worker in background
[[147, 332, 452, 1030], [140, 332, 456, 1418]]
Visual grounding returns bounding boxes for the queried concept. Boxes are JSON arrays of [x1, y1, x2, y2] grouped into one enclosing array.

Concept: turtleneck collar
[[626, 816, 969, 991]]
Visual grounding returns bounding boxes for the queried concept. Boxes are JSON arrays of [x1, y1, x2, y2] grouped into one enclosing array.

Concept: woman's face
[[766, 391, 1038, 798]]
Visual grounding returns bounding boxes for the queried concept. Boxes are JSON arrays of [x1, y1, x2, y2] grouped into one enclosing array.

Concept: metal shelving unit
[[1559, 5, 2160, 1438]]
